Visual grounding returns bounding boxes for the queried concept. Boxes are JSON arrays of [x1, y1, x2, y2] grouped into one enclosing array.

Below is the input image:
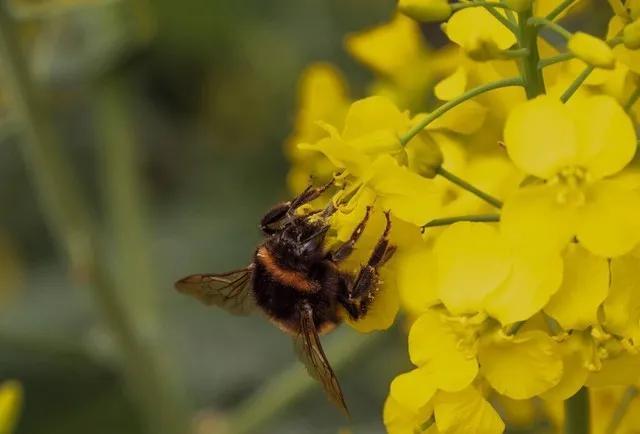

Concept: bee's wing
[[293, 302, 349, 416], [174, 265, 256, 315]]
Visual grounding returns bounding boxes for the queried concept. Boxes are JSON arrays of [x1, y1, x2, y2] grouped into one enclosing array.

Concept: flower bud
[[398, 0, 452, 23], [406, 133, 443, 178], [623, 19, 640, 49], [567, 32, 616, 69], [504, 0, 532, 12]]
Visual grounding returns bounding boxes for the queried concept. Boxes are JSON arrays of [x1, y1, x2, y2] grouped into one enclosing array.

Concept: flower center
[[553, 166, 592, 207]]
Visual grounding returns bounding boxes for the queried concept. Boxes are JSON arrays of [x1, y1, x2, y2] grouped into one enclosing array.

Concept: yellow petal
[[613, 43, 640, 74], [342, 96, 409, 140], [390, 368, 438, 413], [571, 95, 637, 179], [427, 100, 488, 135], [603, 254, 640, 340], [504, 96, 578, 179], [544, 244, 609, 330], [485, 248, 564, 325], [408, 310, 479, 391], [577, 181, 640, 257], [433, 387, 505, 434], [345, 14, 426, 77], [288, 63, 349, 146], [434, 67, 467, 101], [479, 330, 563, 399], [624, 18, 640, 49], [587, 353, 640, 387], [434, 223, 510, 315], [568, 32, 616, 69], [349, 129, 403, 157], [445, 8, 516, 59], [396, 244, 440, 315], [500, 184, 576, 254], [344, 266, 399, 332], [540, 333, 591, 401], [298, 129, 370, 178], [384, 396, 434, 434], [368, 155, 443, 226]]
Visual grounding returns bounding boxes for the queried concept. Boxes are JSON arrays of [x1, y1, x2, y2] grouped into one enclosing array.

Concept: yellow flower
[[608, 4, 640, 73], [432, 387, 504, 434], [540, 332, 591, 401], [567, 32, 616, 69], [398, 0, 452, 23], [300, 96, 447, 226], [345, 14, 457, 110], [383, 395, 435, 434], [433, 222, 563, 324], [478, 329, 563, 399], [501, 95, 640, 257], [444, 8, 517, 61], [624, 18, 640, 48], [0, 381, 22, 434], [408, 309, 563, 399], [544, 244, 609, 330], [285, 63, 350, 192], [602, 253, 640, 341]]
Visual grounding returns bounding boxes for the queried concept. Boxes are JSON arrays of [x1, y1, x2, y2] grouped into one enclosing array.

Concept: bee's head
[[274, 218, 329, 266]]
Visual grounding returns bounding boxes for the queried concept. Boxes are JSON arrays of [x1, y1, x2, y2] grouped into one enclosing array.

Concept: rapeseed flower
[[282, 0, 640, 431]]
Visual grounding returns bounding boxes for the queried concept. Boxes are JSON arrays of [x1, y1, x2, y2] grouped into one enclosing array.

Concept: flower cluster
[[286, 1, 640, 433]]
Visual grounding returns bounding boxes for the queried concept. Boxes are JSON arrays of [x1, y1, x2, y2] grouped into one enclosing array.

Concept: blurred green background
[[0, 0, 414, 433]]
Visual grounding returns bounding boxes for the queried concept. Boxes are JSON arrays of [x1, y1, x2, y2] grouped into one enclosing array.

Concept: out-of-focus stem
[[224, 331, 381, 434], [606, 386, 638, 434], [624, 87, 640, 112], [0, 7, 189, 434], [96, 76, 191, 433], [565, 387, 590, 434]]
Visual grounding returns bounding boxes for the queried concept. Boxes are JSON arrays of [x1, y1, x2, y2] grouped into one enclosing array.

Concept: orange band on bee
[[256, 246, 319, 293]]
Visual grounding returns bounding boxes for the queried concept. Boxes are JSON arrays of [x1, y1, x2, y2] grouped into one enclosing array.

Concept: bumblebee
[[175, 179, 395, 415]]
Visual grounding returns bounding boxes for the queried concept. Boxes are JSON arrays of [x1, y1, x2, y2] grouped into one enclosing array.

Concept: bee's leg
[[260, 179, 336, 235], [288, 178, 335, 213], [260, 202, 292, 234], [327, 206, 372, 262], [338, 212, 395, 319]]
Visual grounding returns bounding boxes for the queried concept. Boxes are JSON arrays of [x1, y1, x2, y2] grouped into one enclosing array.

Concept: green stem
[[225, 331, 381, 434], [501, 47, 530, 58], [546, 0, 575, 21], [0, 7, 189, 434], [519, 11, 547, 98], [624, 86, 640, 112], [560, 65, 594, 103], [528, 16, 573, 40], [451, 1, 516, 12], [539, 52, 575, 69], [499, 0, 517, 23], [422, 214, 500, 229], [436, 167, 503, 209], [480, 3, 519, 35], [400, 77, 524, 146], [606, 387, 638, 434], [565, 387, 590, 434]]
